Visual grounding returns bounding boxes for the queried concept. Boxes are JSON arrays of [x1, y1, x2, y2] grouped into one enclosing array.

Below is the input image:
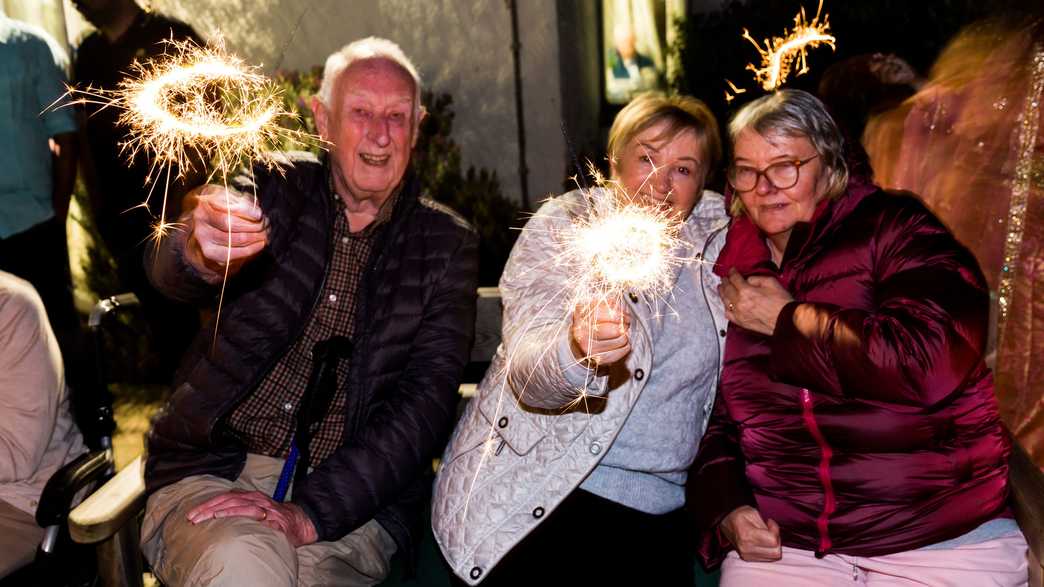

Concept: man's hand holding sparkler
[[569, 299, 632, 368], [184, 185, 269, 284]]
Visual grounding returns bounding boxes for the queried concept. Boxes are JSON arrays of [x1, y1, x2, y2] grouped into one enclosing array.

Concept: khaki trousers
[[141, 454, 397, 586], [0, 498, 43, 578]]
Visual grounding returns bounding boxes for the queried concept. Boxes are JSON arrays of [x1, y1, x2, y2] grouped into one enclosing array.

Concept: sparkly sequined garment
[[866, 22, 1044, 466]]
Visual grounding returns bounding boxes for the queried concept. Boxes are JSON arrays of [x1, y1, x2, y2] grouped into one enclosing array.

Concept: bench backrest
[[471, 287, 502, 364]]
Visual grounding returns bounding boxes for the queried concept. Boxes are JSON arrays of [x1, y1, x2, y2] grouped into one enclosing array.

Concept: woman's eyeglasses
[[727, 154, 819, 192]]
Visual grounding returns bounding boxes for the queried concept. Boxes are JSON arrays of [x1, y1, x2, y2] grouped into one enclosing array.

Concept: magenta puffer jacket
[[689, 183, 1011, 567]]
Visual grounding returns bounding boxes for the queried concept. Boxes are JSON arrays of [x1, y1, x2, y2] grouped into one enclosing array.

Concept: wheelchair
[[0, 294, 142, 586]]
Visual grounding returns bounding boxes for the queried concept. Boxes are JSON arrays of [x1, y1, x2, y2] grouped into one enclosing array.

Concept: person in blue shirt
[[0, 8, 80, 367]]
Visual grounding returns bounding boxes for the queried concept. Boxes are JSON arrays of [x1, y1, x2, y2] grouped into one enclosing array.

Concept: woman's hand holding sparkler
[[185, 184, 269, 284], [718, 269, 793, 336], [569, 298, 632, 368]]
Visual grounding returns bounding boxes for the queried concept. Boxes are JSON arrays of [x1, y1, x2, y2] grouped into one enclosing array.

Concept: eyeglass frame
[[727, 154, 820, 192]]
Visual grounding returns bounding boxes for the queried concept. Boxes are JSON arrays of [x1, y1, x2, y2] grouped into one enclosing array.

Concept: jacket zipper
[[227, 169, 414, 434], [210, 182, 335, 443], [800, 388, 835, 556], [698, 224, 728, 382], [342, 183, 420, 439]]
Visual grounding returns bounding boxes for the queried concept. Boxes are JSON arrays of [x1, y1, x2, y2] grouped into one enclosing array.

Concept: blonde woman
[[433, 94, 728, 586]]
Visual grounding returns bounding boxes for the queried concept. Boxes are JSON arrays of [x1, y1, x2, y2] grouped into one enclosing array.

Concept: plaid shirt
[[227, 183, 400, 465]]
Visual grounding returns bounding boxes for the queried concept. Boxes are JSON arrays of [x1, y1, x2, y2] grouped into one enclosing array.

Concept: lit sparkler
[[54, 38, 323, 335], [556, 167, 688, 310], [122, 45, 281, 173], [724, 0, 837, 101], [57, 38, 321, 234], [742, 0, 836, 91]]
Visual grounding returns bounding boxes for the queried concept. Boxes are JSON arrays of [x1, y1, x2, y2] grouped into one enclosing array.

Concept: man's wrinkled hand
[[187, 490, 318, 547], [185, 185, 268, 282]]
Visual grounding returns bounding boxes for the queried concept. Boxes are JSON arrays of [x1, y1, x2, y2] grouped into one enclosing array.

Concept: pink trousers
[[721, 535, 1029, 587]]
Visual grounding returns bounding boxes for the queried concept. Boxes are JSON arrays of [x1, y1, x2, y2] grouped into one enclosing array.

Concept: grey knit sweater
[[564, 215, 723, 514]]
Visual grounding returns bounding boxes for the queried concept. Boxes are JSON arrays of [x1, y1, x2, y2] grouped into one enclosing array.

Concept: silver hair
[[317, 37, 422, 114], [728, 89, 849, 212]]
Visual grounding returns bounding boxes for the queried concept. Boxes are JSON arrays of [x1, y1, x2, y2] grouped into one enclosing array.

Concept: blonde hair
[[728, 89, 848, 216], [607, 93, 722, 180]]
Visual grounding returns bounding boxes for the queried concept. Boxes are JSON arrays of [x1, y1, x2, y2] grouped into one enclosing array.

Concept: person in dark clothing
[[139, 37, 479, 586], [816, 53, 923, 148], [71, 0, 202, 379], [816, 53, 923, 181], [605, 23, 664, 103]]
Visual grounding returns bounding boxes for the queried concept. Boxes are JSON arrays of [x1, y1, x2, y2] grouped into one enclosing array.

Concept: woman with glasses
[[689, 89, 1027, 585]]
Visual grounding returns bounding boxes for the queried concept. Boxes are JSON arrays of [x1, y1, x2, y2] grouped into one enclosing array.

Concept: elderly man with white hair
[[139, 37, 478, 586]]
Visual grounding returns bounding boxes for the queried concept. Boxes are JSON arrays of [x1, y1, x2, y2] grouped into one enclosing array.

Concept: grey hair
[[317, 37, 422, 114], [728, 89, 848, 215]]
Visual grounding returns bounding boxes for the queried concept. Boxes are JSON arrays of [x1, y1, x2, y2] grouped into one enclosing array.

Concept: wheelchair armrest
[[69, 455, 146, 544], [1009, 438, 1044, 565], [88, 293, 140, 329], [35, 449, 113, 527]]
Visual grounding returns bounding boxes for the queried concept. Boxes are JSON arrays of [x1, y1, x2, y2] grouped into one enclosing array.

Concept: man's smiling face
[[315, 58, 420, 206]]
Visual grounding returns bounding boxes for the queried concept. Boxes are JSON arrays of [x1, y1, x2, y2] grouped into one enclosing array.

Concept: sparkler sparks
[[556, 168, 688, 309], [54, 38, 323, 338], [58, 38, 322, 232], [724, 0, 837, 102], [724, 79, 747, 104], [123, 51, 278, 169], [742, 0, 836, 91]]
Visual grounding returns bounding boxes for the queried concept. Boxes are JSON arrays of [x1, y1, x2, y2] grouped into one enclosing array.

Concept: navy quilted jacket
[[144, 153, 478, 555]]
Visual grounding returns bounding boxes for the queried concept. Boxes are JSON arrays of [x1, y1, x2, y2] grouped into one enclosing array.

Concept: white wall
[[66, 0, 568, 207], [515, 0, 566, 205], [3, 0, 70, 49]]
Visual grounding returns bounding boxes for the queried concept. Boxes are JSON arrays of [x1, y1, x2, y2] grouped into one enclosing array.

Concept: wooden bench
[[460, 287, 501, 399]]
